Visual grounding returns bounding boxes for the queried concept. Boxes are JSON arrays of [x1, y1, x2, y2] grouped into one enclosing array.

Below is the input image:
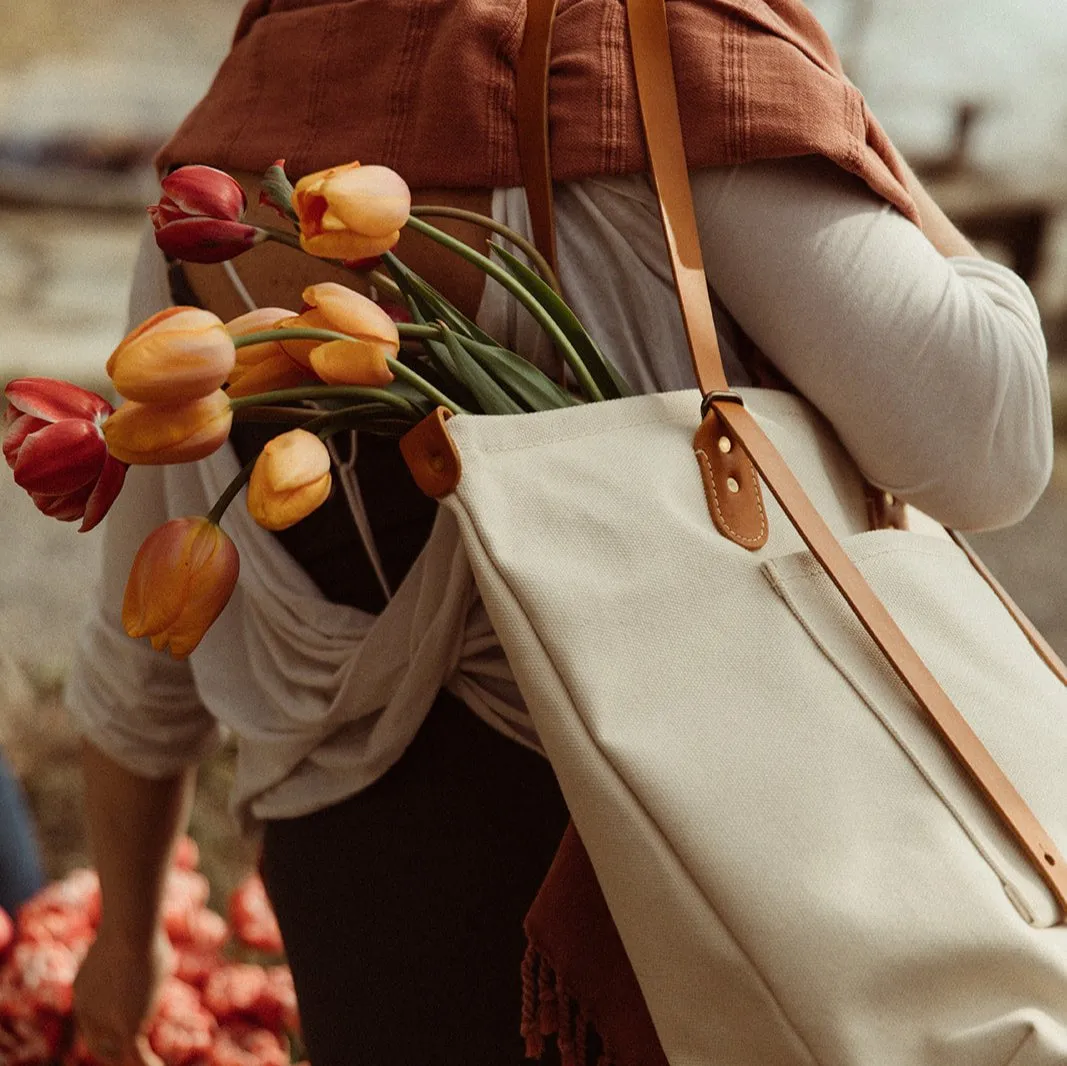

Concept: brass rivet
[[429, 454, 446, 473], [726, 477, 740, 494], [717, 436, 732, 454], [883, 491, 895, 506]]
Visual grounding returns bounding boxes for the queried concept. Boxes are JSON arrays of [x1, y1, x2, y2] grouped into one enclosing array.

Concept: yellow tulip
[[246, 428, 332, 531], [107, 307, 236, 403], [123, 517, 239, 659], [103, 391, 233, 465], [225, 307, 306, 398], [293, 162, 410, 260], [277, 283, 400, 380], [308, 340, 394, 387]]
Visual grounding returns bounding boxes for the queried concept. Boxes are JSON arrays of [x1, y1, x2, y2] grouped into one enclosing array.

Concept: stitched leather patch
[[399, 407, 461, 499], [692, 407, 768, 551]]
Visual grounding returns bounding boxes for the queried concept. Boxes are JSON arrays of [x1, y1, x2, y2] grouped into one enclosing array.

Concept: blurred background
[[0, 0, 1063, 891]]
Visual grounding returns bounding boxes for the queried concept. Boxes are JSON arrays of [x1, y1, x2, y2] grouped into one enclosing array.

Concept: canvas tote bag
[[401, 1, 1067, 1062]]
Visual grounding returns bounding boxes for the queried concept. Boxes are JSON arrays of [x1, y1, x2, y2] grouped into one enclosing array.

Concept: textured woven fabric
[[157, 0, 917, 225], [441, 389, 1067, 1065]]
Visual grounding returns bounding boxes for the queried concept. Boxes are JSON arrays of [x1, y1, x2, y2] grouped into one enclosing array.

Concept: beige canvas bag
[[401, 1, 1067, 1061]]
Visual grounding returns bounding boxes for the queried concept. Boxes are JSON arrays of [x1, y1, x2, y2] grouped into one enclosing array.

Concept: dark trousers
[[260, 693, 570, 1066]]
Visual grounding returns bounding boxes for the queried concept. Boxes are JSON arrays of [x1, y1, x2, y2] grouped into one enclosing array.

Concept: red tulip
[[3, 377, 127, 532], [149, 165, 267, 264]]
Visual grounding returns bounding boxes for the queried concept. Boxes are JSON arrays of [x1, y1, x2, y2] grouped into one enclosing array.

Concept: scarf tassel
[[521, 942, 615, 1066]]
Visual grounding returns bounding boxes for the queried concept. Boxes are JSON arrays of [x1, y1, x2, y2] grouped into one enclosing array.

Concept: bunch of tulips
[[0, 838, 304, 1065], [2, 158, 631, 658]]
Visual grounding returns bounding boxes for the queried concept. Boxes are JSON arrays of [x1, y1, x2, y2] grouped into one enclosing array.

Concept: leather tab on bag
[[399, 407, 461, 499], [692, 407, 768, 551]]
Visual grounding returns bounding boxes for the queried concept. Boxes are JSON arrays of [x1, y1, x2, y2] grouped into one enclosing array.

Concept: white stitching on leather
[[695, 447, 767, 546]]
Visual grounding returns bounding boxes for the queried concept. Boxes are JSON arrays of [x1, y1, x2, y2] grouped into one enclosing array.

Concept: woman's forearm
[[81, 739, 196, 945]]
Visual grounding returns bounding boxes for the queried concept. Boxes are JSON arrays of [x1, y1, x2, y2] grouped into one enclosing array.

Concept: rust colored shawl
[[159, 0, 916, 223]]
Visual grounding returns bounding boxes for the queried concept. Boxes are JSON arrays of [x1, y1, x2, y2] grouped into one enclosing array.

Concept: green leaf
[[385, 381, 436, 418], [461, 338, 579, 411], [489, 242, 633, 400], [438, 328, 524, 415], [260, 163, 298, 224], [383, 252, 496, 345]]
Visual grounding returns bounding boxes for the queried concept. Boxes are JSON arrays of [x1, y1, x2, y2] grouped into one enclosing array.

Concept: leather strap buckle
[[700, 390, 745, 420]]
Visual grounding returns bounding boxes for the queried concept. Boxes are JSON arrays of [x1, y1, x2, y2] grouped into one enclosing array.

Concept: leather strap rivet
[[429, 454, 446, 473], [726, 477, 740, 494], [717, 436, 732, 454]]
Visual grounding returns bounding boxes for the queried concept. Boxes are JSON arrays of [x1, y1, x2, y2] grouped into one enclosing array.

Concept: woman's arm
[[689, 155, 1053, 530], [73, 743, 195, 1065]]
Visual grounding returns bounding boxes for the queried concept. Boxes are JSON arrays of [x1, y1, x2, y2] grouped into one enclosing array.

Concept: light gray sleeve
[[63, 464, 223, 778], [63, 228, 222, 777], [691, 155, 1053, 530]]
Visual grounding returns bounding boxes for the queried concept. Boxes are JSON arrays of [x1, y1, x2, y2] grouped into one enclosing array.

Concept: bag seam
[[762, 559, 1038, 921]]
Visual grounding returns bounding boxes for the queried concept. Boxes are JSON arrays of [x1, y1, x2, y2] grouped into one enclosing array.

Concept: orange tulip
[[292, 162, 410, 261], [278, 283, 399, 383], [225, 307, 306, 398], [307, 340, 394, 387], [246, 429, 332, 531], [107, 307, 236, 404], [123, 517, 239, 658], [103, 391, 232, 465]]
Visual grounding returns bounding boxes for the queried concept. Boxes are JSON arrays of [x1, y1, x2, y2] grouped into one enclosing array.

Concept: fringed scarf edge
[[521, 940, 617, 1066]]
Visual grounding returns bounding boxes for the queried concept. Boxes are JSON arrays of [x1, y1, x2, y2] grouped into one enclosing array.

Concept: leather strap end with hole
[[399, 407, 462, 499], [693, 407, 768, 550]]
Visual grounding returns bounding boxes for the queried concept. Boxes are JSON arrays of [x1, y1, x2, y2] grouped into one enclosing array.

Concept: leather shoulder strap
[[514, 0, 1067, 908], [517, 0, 729, 395], [625, 0, 728, 394]]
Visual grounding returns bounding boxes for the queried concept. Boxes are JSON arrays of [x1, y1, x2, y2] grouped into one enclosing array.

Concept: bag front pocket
[[763, 529, 1067, 928]]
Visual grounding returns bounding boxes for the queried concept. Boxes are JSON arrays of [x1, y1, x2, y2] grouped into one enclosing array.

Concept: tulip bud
[[123, 517, 240, 658], [153, 217, 266, 264], [247, 429, 332, 531], [103, 391, 233, 466], [107, 307, 236, 404], [308, 340, 394, 388], [3, 377, 127, 532], [277, 283, 399, 378], [292, 162, 410, 260], [149, 165, 266, 264], [225, 308, 306, 398]]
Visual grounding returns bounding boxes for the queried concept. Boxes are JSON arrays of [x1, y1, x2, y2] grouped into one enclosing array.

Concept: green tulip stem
[[384, 359, 467, 414], [230, 405, 319, 425], [232, 327, 354, 349], [409, 206, 561, 294], [232, 325, 440, 349], [401, 216, 602, 402], [230, 327, 467, 414], [368, 270, 403, 301], [260, 227, 303, 251], [228, 385, 415, 414], [206, 455, 258, 526]]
